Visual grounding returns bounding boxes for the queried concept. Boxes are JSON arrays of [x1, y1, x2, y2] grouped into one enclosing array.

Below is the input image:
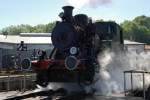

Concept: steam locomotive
[[31, 6, 123, 87]]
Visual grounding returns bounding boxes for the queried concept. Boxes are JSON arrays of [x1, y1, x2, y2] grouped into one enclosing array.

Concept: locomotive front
[[31, 6, 123, 87], [50, 6, 96, 84]]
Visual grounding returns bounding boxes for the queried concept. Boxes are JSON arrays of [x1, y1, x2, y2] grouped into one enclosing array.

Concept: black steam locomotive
[[31, 6, 123, 87]]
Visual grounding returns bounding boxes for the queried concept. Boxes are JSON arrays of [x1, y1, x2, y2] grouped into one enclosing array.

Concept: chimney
[[62, 6, 74, 22]]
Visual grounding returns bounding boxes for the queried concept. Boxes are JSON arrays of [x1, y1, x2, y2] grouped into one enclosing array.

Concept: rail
[[4, 88, 87, 100]]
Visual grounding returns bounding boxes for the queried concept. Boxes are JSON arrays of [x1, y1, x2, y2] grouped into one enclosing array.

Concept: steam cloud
[[92, 49, 150, 95], [35, 48, 150, 95], [66, 0, 112, 8]]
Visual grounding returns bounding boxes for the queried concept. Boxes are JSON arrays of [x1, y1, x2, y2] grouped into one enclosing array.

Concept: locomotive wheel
[[36, 70, 48, 87], [77, 72, 93, 86], [84, 61, 95, 85], [83, 80, 93, 85]]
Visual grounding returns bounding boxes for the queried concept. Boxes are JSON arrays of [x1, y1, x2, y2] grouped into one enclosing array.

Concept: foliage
[[0, 22, 56, 35], [121, 15, 150, 44]]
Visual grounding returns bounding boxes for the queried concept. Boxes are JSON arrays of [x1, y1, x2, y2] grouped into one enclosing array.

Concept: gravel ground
[[0, 91, 35, 100], [0, 91, 144, 100]]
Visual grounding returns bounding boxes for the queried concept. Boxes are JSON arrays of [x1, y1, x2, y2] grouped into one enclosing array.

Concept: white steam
[[34, 83, 84, 93], [66, 0, 112, 8], [92, 49, 150, 95]]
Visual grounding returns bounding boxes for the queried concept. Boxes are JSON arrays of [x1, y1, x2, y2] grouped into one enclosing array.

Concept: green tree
[[0, 22, 55, 35], [45, 22, 56, 32], [121, 15, 150, 44], [133, 15, 150, 29]]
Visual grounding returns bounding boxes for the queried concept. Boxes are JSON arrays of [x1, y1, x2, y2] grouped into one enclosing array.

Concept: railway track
[[3, 90, 145, 100], [4, 88, 88, 100]]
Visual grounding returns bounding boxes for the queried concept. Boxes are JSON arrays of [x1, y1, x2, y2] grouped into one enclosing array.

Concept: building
[[0, 33, 52, 69], [124, 40, 146, 53]]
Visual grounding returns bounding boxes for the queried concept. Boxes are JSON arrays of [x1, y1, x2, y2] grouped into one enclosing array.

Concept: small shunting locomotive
[[31, 6, 123, 87]]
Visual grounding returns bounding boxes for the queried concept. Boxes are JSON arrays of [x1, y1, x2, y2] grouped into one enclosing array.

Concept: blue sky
[[0, 0, 150, 29]]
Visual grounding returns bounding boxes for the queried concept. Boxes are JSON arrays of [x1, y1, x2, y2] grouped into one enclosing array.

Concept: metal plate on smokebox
[[85, 96, 144, 100]]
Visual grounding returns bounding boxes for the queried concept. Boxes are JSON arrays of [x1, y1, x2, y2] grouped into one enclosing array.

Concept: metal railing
[[0, 72, 36, 92], [124, 70, 150, 100]]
